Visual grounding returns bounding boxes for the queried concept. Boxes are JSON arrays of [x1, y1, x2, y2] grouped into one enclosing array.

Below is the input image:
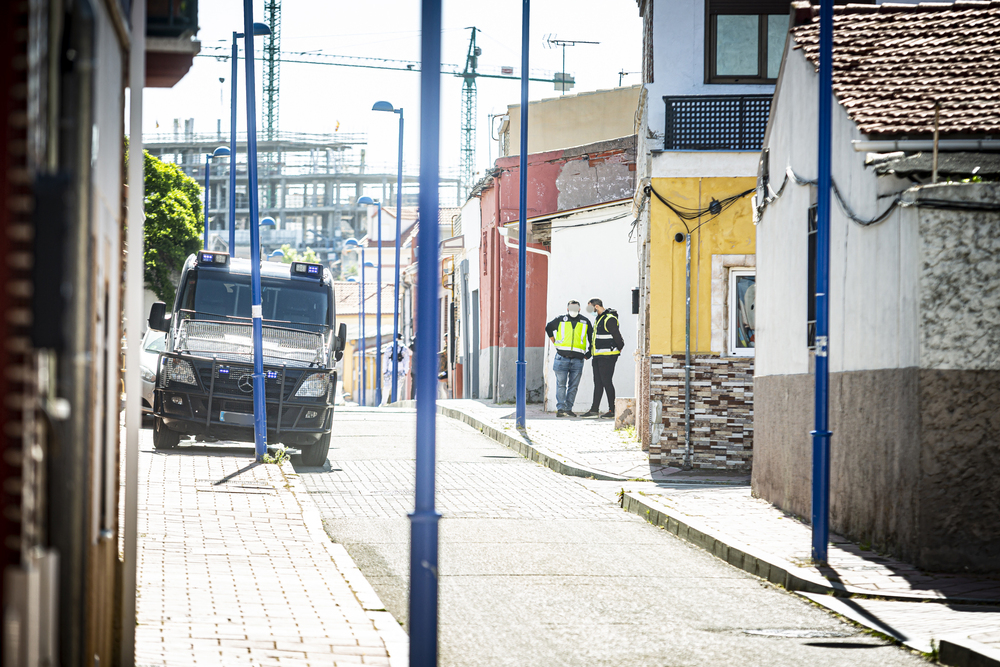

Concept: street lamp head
[[356, 196, 376, 206], [347, 276, 358, 283], [252, 22, 271, 36], [343, 238, 359, 249], [212, 146, 231, 157], [260, 217, 276, 228], [372, 101, 398, 114], [363, 261, 376, 268]]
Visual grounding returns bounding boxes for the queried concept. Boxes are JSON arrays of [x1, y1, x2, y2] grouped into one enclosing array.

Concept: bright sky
[[143, 0, 642, 184]]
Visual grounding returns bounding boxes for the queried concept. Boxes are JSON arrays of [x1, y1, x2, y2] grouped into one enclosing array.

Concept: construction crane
[[264, 0, 281, 140], [201, 29, 567, 199], [459, 28, 481, 201]]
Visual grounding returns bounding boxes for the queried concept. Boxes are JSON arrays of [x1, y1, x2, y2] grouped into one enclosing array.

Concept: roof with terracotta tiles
[[791, 1, 1000, 137]]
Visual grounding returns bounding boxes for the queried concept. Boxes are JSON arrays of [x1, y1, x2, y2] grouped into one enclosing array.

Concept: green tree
[[142, 151, 202, 306], [279, 243, 319, 264]]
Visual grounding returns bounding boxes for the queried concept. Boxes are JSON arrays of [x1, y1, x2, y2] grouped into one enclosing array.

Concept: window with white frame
[[729, 269, 755, 356]]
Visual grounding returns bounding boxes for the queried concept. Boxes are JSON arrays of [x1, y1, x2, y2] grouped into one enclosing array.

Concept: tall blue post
[[811, 0, 834, 564], [361, 248, 367, 407], [411, 0, 442, 663], [203, 154, 211, 249], [243, 0, 268, 461], [375, 203, 383, 405], [515, 0, 530, 429], [229, 32, 238, 256], [391, 110, 404, 403]]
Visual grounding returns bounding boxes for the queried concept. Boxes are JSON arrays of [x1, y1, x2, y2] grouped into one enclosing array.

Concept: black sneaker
[[565, 410, 578, 418], [556, 410, 567, 417], [581, 410, 600, 418], [600, 411, 615, 419]]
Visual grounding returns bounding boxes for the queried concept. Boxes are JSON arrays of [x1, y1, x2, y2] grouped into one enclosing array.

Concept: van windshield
[[179, 271, 330, 327]]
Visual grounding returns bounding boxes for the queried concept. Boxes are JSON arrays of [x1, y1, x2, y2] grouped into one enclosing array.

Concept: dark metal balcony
[[663, 95, 772, 151], [147, 0, 198, 39]]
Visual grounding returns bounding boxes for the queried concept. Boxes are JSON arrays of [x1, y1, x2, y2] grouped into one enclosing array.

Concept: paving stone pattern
[[649, 354, 753, 470], [133, 435, 403, 667], [438, 399, 669, 480], [307, 458, 624, 521], [637, 484, 1000, 602]]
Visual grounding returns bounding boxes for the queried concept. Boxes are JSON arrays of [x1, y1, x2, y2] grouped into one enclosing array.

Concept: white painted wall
[[543, 203, 639, 412], [645, 0, 775, 150], [757, 46, 919, 378], [651, 150, 760, 179]]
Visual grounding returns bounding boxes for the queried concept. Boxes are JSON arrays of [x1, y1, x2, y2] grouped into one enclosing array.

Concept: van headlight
[[165, 358, 197, 386], [140, 366, 156, 383], [295, 372, 329, 397]]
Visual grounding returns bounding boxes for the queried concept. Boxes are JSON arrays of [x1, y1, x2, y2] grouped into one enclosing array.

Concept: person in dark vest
[[544, 300, 593, 417], [582, 298, 624, 419]]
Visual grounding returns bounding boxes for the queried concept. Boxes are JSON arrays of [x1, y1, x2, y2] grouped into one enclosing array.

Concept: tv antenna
[[544, 35, 600, 94], [618, 69, 639, 87]]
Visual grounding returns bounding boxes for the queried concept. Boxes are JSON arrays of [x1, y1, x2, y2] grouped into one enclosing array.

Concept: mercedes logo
[[237, 374, 254, 394]]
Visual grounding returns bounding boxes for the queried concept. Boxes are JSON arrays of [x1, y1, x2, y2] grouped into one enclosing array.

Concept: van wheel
[[298, 432, 331, 467], [153, 417, 180, 450]]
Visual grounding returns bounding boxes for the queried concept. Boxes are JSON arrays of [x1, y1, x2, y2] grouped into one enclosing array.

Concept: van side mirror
[[334, 322, 347, 361], [148, 302, 170, 332]]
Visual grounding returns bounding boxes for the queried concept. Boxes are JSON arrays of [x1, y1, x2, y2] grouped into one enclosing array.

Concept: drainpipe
[[683, 231, 692, 471]]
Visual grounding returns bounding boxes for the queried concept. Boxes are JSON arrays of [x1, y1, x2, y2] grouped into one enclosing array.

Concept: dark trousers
[[590, 355, 618, 412]]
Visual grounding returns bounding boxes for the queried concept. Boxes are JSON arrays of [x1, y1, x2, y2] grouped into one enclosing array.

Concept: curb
[[395, 400, 627, 482], [621, 491, 1000, 605], [284, 467, 410, 667], [940, 635, 1000, 667]]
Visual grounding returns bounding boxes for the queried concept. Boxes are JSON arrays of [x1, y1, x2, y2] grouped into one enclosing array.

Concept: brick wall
[[649, 354, 753, 470]]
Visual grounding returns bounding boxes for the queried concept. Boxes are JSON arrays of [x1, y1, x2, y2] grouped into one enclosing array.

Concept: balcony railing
[[147, 0, 198, 38], [663, 95, 772, 151]]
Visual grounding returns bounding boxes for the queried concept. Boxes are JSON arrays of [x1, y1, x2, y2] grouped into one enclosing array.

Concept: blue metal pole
[[376, 202, 383, 405], [411, 0, 442, 663], [243, 0, 268, 461], [361, 246, 368, 405], [515, 0, 529, 429], [203, 154, 211, 249], [229, 32, 238, 256], [811, 0, 834, 564], [391, 110, 404, 403]]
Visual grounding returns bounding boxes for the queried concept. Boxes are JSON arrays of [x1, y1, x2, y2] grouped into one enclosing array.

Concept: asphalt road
[[294, 407, 930, 667]]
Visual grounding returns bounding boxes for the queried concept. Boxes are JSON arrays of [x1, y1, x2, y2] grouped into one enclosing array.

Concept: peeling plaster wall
[[479, 137, 637, 403]]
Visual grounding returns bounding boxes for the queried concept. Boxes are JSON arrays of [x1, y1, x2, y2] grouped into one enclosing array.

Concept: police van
[[147, 251, 346, 465]]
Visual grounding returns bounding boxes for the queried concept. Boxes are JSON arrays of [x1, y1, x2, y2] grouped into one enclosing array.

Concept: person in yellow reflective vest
[[581, 298, 625, 419], [544, 300, 593, 417]]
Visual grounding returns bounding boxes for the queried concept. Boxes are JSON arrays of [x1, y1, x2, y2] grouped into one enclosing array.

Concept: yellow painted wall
[[648, 177, 756, 355], [503, 86, 642, 156], [339, 312, 395, 399]]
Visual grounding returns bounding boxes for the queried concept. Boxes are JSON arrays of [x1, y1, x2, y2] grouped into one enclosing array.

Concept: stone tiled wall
[[649, 354, 754, 470]]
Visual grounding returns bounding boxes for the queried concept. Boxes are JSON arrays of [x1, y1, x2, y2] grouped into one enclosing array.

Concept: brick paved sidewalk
[[435, 399, 676, 481], [613, 483, 1000, 661], [134, 438, 407, 666]]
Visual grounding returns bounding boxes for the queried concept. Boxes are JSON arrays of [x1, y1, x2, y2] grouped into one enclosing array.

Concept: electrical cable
[[644, 184, 755, 234]]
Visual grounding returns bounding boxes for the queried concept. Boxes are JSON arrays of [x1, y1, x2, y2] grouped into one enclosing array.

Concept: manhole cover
[[744, 629, 853, 639]]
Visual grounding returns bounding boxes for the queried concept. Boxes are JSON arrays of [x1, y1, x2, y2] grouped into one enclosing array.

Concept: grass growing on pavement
[[262, 447, 290, 465]]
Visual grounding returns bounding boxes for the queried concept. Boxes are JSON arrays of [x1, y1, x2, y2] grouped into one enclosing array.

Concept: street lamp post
[[411, 1, 442, 663], [241, 0, 268, 461], [357, 196, 383, 406], [515, 0, 530, 428], [347, 276, 361, 403], [372, 101, 404, 403], [229, 22, 271, 258], [204, 146, 231, 250]]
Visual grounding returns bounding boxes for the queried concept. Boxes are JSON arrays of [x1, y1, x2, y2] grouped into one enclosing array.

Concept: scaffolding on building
[[144, 129, 461, 267]]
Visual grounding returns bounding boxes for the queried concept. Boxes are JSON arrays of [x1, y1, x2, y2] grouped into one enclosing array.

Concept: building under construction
[[144, 127, 460, 264]]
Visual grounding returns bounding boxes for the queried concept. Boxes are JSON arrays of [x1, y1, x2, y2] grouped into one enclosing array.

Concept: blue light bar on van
[[291, 262, 322, 278], [198, 251, 230, 267]]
